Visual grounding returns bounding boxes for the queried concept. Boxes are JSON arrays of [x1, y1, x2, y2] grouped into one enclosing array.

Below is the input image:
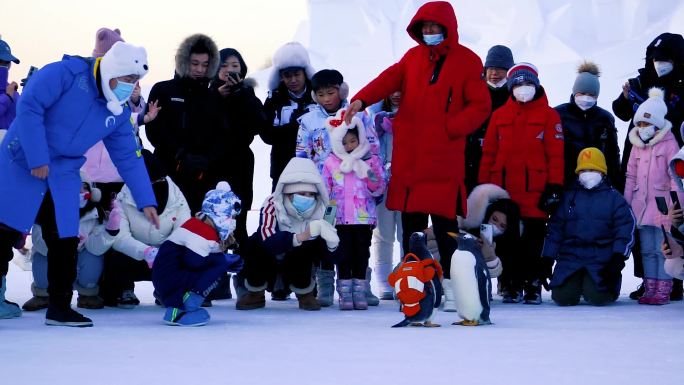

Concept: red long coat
[[478, 91, 565, 219], [351, 1, 490, 219]]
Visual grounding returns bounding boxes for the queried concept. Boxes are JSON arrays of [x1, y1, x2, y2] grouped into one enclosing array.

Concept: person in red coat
[[344, 1, 491, 300], [479, 62, 565, 304]]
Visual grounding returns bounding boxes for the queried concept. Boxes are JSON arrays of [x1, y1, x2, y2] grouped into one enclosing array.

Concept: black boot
[[629, 281, 645, 300], [523, 280, 542, 305], [45, 293, 93, 327], [206, 273, 232, 301], [671, 278, 683, 301]]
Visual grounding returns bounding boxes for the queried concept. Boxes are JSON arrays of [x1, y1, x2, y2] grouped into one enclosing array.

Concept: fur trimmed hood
[[175, 34, 220, 79], [459, 184, 510, 230], [326, 109, 371, 178], [628, 119, 673, 148]]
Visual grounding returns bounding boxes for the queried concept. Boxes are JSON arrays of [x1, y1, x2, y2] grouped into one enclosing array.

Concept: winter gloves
[[224, 253, 244, 273], [538, 184, 563, 214], [106, 201, 123, 233], [308, 219, 340, 251], [143, 246, 159, 268]]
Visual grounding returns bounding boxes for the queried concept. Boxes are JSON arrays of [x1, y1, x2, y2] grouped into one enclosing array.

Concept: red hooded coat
[[351, 1, 491, 219], [478, 91, 565, 219]]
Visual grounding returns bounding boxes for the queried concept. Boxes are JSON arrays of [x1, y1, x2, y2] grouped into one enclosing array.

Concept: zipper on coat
[[430, 55, 447, 85], [525, 167, 529, 191], [445, 87, 453, 113]]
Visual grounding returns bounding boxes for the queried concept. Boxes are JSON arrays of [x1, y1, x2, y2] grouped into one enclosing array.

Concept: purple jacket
[[625, 123, 682, 228], [0, 66, 20, 130]]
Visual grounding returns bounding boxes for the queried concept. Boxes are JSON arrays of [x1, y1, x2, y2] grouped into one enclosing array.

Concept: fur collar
[[458, 184, 510, 230], [629, 120, 673, 148]]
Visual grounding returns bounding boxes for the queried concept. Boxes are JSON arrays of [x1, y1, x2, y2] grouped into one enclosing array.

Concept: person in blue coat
[[542, 147, 635, 306], [0, 41, 159, 326]]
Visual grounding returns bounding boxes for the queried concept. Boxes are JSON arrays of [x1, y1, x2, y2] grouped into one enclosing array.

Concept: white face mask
[[575, 95, 597, 111], [488, 221, 505, 237], [637, 124, 656, 142], [423, 33, 444, 46], [79, 192, 89, 208], [513, 85, 536, 103], [578, 171, 603, 189], [487, 78, 507, 89], [654, 61, 674, 77]]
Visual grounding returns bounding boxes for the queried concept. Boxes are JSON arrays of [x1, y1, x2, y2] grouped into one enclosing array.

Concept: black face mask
[[152, 180, 169, 215]]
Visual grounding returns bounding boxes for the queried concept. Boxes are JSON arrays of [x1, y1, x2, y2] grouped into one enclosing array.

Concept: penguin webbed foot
[[453, 319, 479, 326], [423, 321, 441, 327]]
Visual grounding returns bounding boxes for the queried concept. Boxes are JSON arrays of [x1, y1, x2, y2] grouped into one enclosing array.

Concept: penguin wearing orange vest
[[388, 232, 443, 327]]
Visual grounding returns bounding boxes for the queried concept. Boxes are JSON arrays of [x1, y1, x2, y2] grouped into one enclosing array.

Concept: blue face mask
[[291, 194, 316, 214], [423, 33, 444, 46], [112, 81, 135, 102]]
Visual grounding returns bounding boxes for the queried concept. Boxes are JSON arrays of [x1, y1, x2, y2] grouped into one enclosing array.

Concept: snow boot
[[22, 283, 49, 311], [638, 278, 658, 305], [45, 294, 93, 327], [523, 280, 542, 305], [183, 291, 205, 311], [336, 279, 353, 310], [117, 290, 140, 309], [0, 276, 21, 319], [236, 290, 265, 310], [629, 280, 645, 300], [651, 280, 673, 305], [316, 269, 335, 307], [163, 307, 209, 326], [365, 267, 380, 306], [232, 273, 248, 299], [352, 278, 368, 310], [670, 278, 683, 301], [77, 295, 104, 310], [442, 278, 457, 312], [296, 292, 321, 311], [375, 261, 395, 300]]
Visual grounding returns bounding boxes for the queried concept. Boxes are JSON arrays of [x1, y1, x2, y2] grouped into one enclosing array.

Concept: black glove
[[598, 253, 625, 290], [538, 184, 563, 214]]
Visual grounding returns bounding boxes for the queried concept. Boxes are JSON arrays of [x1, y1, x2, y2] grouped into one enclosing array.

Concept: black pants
[[552, 269, 617, 306], [401, 212, 459, 279], [242, 234, 325, 291], [335, 225, 373, 280], [498, 217, 550, 292], [100, 250, 151, 302], [0, 224, 22, 280]]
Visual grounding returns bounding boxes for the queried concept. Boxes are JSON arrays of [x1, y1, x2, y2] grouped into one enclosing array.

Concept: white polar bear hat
[[100, 41, 149, 115]]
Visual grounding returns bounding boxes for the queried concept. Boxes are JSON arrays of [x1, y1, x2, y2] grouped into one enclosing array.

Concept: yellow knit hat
[[575, 147, 607, 174]]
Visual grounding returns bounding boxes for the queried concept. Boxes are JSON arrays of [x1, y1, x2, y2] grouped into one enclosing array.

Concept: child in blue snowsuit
[[152, 181, 243, 326]]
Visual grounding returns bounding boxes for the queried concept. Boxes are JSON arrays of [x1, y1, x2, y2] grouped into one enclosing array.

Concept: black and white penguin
[[389, 232, 443, 328], [449, 233, 492, 326]]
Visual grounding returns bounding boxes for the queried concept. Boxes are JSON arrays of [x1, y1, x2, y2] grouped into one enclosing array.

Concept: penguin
[[389, 232, 443, 328], [449, 232, 492, 326]]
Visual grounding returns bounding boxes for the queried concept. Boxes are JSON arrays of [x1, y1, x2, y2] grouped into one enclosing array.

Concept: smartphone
[[323, 203, 337, 226], [655, 196, 669, 215], [20, 66, 38, 88], [228, 72, 240, 82], [662, 225, 671, 250], [670, 191, 680, 209], [480, 224, 493, 245]]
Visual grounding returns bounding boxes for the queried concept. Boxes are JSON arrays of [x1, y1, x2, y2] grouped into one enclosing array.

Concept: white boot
[[442, 278, 457, 312]]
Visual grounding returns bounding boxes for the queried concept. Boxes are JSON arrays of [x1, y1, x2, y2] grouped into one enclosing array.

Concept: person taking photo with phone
[[0, 38, 20, 143]]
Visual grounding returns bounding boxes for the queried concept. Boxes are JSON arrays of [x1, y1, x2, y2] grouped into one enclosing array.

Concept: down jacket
[[350, 1, 491, 219]]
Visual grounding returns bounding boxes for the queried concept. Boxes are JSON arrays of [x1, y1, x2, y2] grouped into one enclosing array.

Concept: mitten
[[143, 246, 159, 269], [308, 220, 322, 239], [538, 184, 563, 214], [224, 253, 244, 273], [106, 202, 123, 232], [317, 220, 340, 251]]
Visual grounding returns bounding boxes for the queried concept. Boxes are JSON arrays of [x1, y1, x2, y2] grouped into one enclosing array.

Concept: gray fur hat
[[175, 34, 220, 79]]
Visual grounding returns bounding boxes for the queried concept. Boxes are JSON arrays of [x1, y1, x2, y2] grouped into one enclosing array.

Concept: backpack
[[388, 253, 443, 317]]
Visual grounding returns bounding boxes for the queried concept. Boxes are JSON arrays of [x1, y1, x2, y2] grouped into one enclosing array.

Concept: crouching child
[[152, 181, 243, 326]]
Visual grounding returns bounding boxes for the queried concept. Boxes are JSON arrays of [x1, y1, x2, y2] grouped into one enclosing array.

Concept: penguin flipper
[[392, 318, 412, 328]]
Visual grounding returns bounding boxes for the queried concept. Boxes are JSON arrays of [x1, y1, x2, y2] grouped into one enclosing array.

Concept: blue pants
[[33, 250, 103, 294], [638, 226, 672, 280]]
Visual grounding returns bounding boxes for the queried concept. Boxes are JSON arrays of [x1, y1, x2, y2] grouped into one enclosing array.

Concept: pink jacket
[[322, 154, 385, 226], [625, 124, 681, 227]]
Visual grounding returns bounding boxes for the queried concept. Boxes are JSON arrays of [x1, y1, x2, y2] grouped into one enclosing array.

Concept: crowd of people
[[1, 1, 684, 328]]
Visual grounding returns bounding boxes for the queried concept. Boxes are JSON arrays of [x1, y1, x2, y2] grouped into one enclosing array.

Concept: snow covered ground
[[3, 257, 683, 385]]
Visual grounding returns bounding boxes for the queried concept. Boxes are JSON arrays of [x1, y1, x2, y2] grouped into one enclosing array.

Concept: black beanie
[[142, 149, 167, 182], [311, 69, 343, 91]]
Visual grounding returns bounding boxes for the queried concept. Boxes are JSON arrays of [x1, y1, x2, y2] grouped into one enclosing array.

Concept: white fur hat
[[268, 42, 316, 91], [634, 87, 668, 129], [100, 41, 149, 115]]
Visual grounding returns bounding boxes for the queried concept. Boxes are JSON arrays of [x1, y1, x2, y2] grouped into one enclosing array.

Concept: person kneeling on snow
[[152, 181, 243, 326], [236, 157, 339, 311], [542, 148, 635, 306]]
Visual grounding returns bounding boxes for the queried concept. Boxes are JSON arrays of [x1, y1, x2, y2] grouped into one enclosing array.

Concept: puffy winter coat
[[0, 66, 20, 130], [479, 91, 565, 219], [624, 122, 681, 228], [113, 176, 191, 261], [351, 1, 491, 219], [555, 98, 621, 188], [0, 55, 155, 237], [542, 180, 635, 295], [261, 82, 317, 186], [32, 207, 116, 256]]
